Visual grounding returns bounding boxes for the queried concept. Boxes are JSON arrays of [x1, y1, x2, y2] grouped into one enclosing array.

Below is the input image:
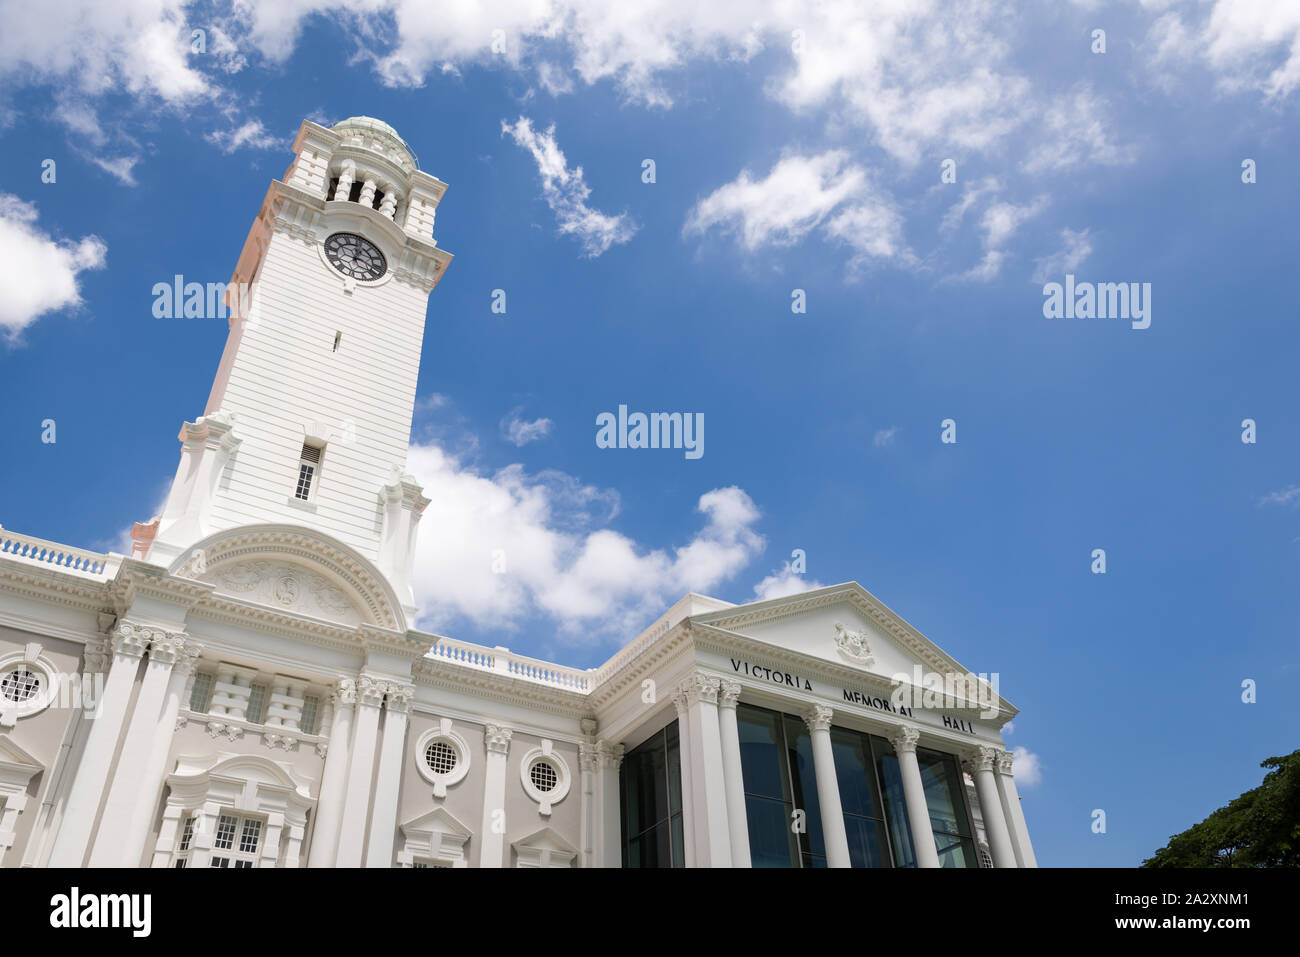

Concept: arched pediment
[[171, 524, 405, 632]]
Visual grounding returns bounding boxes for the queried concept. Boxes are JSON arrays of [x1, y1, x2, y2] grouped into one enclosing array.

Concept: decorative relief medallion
[[274, 575, 300, 606], [203, 560, 362, 624], [833, 622, 875, 667]]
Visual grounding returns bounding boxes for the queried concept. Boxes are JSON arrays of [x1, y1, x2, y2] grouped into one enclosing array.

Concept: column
[[89, 632, 188, 866], [117, 638, 202, 867], [716, 681, 751, 868], [964, 746, 1017, 868], [47, 622, 150, 867], [890, 726, 940, 869], [307, 678, 355, 867], [186, 799, 222, 868], [365, 682, 413, 867], [150, 803, 185, 867], [595, 739, 624, 867], [478, 724, 512, 868], [578, 718, 597, 868], [995, 749, 1037, 867], [334, 675, 384, 867], [803, 705, 851, 868], [671, 693, 696, 867], [678, 673, 731, 867], [358, 176, 377, 208]]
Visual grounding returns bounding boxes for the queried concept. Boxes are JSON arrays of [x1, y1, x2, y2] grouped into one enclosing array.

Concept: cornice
[[585, 621, 694, 710], [0, 559, 115, 616], [410, 657, 589, 720]]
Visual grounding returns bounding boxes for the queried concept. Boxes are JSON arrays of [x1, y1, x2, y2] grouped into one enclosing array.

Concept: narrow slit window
[[295, 443, 323, 501], [332, 331, 341, 352], [246, 683, 267, 724]]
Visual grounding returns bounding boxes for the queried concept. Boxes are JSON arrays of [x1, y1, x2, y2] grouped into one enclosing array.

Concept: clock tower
[[135, 116, 453, 621]]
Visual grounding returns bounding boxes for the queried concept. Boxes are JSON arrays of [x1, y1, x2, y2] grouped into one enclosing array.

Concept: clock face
[[324, 232, 387, 281]]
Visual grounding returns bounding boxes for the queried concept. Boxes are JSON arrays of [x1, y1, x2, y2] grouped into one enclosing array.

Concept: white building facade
[[0, 117, 1036, 869]]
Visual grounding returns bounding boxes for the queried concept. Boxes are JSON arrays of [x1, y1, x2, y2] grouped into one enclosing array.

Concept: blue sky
[[1, 1, 1298, 867]]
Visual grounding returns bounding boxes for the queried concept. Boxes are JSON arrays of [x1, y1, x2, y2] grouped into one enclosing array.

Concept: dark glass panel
[[871, 735, 918, 868]]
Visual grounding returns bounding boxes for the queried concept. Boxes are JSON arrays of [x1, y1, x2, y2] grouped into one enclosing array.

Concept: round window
[[530, 760, 558, 793], [424, 740, 458, 776], [0, 667, 42, 703]]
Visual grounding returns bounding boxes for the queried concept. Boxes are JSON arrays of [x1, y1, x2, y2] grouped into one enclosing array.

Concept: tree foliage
[[1143, 750, 1300, 867]]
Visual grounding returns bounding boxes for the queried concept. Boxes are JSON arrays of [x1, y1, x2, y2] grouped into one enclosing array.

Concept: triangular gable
[[692, 582, 1015, 714], [400, 805, 472, 840], [0, 733, 43, 789]]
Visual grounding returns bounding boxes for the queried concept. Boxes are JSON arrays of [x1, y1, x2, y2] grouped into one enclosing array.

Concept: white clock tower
[[134, 116, 453, 620]]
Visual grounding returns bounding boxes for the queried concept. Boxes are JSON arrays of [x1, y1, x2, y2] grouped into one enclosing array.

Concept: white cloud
[[873, 427, 899, 448], [0, 0, 209, 106], [1032, 227, 1093, 284], [1011, 745, 1042, 787], [752, 563, 824, 601], [501, 116, 638, 257], [407, 443, 763, 639], [205, 119, 280, 154], [0, 194, 106, 339], [684, 151, 908, 269], [1022, 85, 1133, 175], [955, 196, 1047, 282], [1147, 0, 1300, 99], [501, 409, 554, 446], [1260, 486, 1300, 507]]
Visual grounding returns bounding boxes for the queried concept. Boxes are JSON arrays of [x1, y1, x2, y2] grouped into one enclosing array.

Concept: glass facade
[[735, 703, 977, 868], [620, 722, 685, 867], [917, 747, 979, 868]]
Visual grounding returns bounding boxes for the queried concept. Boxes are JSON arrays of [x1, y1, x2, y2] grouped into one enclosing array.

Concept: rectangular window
[[619, 722, 684, 868], [300, 695, 320, 735], [916, 747, 978, 868], [208, 812, 263, 868], [736, 704, 808, 868], [295, 443, 323, 500], [189, 673, 213, 714], [245, 683, 267, 724]]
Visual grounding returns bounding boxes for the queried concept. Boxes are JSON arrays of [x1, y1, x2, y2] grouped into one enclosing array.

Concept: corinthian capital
[[333, 677, 357, 706], [355, 675, 386, 708], [890, 725, 921, 754], [147, 632, 190, 666], [111, 621, 154, 660], [995, 749, 1016, 777], [679, 672, 720, 706], [384, 682, 415, 713], [803, 704, 834, 733], [718, 679, 742, 709], [962, 745, 998, 775], [485, 724, 513, 754], [596, 740, 625, 771]]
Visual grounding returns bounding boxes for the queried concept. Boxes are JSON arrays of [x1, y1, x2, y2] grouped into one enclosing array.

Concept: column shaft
[[717, 682, 751, 867], [478, 725, 512, 867], [307, 679, 356, 867], [891, 727, 941, 868], [995, 750, 1038, 867], [334, 676, 384, 867], [967, 747, 1017, 868], [364, 684, 412, 867], [679, 674, 731, 867], [805, 706, 851, 868], [47, 627, 149, 866], [118, 642, 200, 866]]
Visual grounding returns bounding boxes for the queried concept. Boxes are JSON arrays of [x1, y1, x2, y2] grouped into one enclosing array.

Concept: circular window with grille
[[519, 744, 571, 816], [425, 740, 457, 776], [0, 652, 58, 720], [414, 722, 470, 797], [529, 760, 558, 793], [1, 668, 42, 703]]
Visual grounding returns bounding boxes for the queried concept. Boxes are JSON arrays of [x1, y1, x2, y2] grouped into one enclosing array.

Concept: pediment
[[171, 525, 404, 630], [0, 733, 43, 780], [693, 583, 1012, 712], [401, 805, 471, 840]]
